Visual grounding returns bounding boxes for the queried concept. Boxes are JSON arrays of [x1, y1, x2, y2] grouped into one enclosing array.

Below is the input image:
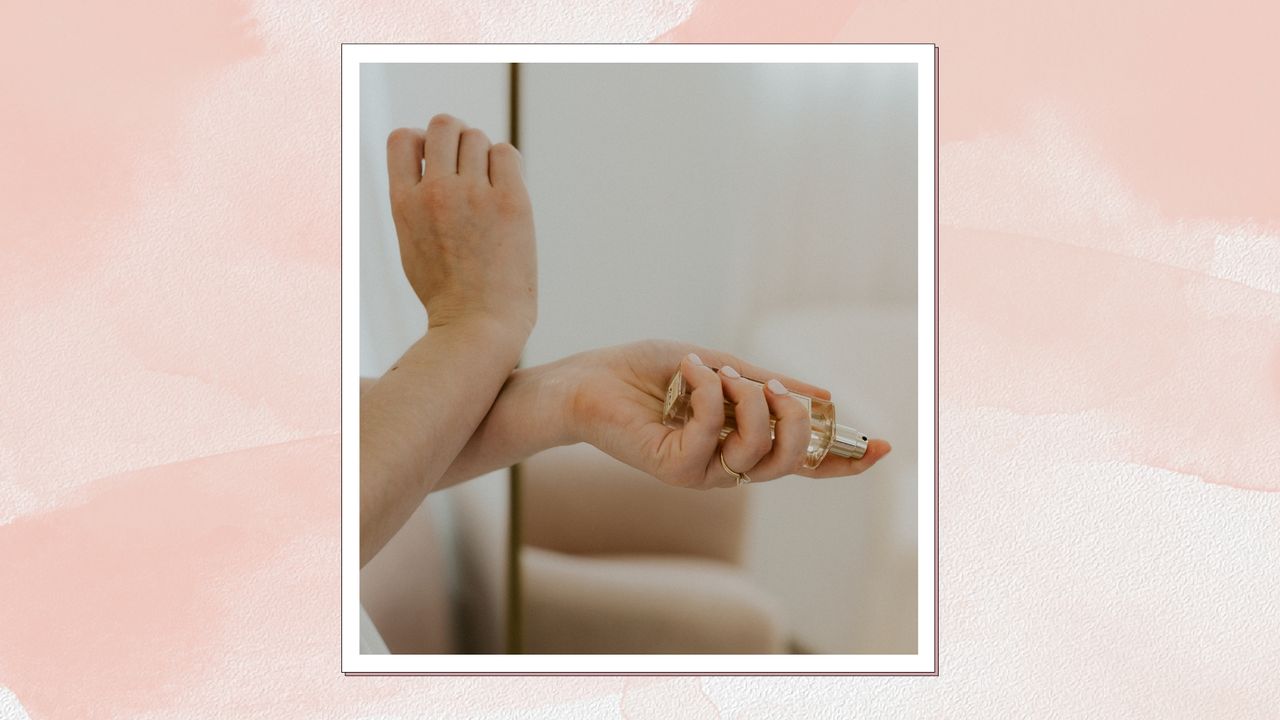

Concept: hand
[[562, 340, 892, 489], [386, 114, 537, 341]]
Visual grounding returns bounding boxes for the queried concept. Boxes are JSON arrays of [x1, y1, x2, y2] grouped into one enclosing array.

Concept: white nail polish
[[661, 368, 868, 468], [721, 365, 740, 378], [687, 353, 703, 366]]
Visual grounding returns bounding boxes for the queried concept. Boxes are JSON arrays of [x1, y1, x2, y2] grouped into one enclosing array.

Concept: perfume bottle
[[660, 368, 868, 469]]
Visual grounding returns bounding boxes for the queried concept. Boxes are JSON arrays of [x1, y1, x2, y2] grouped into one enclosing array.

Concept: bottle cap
[[829, 423, 868, 459]]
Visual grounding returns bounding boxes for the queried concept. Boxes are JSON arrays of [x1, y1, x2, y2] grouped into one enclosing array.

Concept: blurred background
[[359, 62, 919, 654]]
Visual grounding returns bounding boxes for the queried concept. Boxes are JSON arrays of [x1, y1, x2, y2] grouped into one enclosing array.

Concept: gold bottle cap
[[829, 423, 868, 460]]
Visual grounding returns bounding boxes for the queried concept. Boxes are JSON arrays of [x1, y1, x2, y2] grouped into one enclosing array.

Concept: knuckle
[[461, 127, 489, 143], [780, 395, 808, 418], [739, 430, 769, 457], [699, 406, 725, 431], [428, 113, 459, 129], [386, 127, 413, 148]]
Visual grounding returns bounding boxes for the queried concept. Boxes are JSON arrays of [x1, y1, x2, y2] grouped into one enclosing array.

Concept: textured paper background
[[2, 0, 1277, 717]]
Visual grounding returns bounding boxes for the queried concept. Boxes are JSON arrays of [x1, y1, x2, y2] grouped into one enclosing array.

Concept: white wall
[[520, 63, 917, 364]]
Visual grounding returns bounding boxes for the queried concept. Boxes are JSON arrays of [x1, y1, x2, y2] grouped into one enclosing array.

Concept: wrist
[[423, 312, 527, 364], [426, 304, 534, 347], [509, 357, 583, 448]]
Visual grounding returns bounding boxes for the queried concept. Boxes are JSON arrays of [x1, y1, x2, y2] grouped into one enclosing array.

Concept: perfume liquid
[[660, 368, 868, 469]]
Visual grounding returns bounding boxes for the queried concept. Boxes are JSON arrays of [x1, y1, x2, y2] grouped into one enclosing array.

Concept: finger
[[386, 127, 425, 194], [799, 439, 892, 479], [710, 365, 772, 486], [733, 363, 832, 401], [457, 127, 491, 179], [488, 142, 524, 189], [667, 353, 725, 484], [423, 113, 464, 179], [746, 378, 813, 481], [690, 349, 831, 401]]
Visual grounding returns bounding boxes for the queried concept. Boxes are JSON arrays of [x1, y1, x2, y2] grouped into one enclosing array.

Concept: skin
[[360, 114, 891, 567], [361, 114, 535, 567], [561, 341, 891, 489]]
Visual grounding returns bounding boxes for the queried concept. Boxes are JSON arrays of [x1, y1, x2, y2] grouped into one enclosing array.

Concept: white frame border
[[342, 43, 937, 675]]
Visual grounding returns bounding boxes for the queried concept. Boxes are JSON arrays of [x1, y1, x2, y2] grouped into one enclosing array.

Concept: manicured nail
[[720, 365, 740, 378], [766, 378, 789, 395], [687, 353, 703, 366]]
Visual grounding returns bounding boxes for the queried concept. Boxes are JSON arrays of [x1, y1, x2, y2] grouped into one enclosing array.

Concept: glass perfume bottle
[[660, 367, 868, 469]]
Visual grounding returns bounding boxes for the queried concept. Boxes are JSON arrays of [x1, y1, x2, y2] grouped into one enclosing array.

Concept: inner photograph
[[353, 57, 927, 664]]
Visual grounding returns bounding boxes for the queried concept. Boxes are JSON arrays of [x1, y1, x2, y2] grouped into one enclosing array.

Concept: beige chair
[[519, 443, 789, 653]]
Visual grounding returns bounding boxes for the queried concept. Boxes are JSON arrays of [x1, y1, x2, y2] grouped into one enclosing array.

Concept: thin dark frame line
[[933, 43, 941, 677]]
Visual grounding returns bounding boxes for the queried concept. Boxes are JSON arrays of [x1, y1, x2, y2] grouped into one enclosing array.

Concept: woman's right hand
[[385, 114, 537, 342], [556, 340, 892, 489]]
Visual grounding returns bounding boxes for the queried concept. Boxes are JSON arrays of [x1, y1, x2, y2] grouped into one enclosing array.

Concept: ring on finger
[[719, 450, 752, 486]]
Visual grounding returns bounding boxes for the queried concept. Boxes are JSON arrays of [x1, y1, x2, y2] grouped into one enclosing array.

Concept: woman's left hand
[[556, 340, 892, 489]]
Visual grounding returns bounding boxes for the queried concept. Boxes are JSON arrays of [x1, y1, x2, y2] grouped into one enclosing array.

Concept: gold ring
[[719, 450, 751, 486]]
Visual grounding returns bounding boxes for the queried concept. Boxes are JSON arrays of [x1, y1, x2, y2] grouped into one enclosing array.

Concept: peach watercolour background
[[1, 0, 1278, 717]]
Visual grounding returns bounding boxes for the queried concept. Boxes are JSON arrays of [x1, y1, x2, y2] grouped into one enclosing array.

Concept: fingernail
[[720, 365, 740, 378], [687, 353, 703, 366], [766, 378, 789, 395]]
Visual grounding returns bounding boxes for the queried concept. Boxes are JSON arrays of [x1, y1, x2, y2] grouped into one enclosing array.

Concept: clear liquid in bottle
[[660, 367, 867, 469]]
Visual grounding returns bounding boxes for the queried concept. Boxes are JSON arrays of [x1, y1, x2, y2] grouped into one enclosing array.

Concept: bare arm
[[432, 355, 578, 491], [359, 320, 521, 566], [365, 340, 893, 501], [360, 113, 535, 567], [362, 356, 574, 495]]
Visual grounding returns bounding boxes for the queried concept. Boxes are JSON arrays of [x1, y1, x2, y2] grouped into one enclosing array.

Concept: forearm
[[433, 355, 580, 492], [360, 319, 522, 566]]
